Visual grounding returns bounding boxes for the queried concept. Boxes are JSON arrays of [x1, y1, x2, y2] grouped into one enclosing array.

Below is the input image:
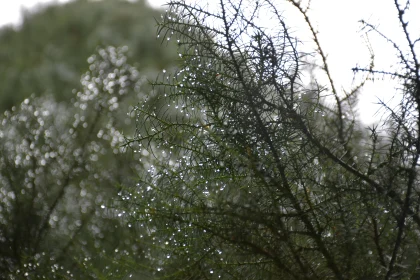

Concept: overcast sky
[[0, 0, 418, 123]]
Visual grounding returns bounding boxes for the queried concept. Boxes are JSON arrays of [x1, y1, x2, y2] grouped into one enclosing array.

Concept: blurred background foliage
[[0, 0, 176, 278], [0, 0, 176, 112]]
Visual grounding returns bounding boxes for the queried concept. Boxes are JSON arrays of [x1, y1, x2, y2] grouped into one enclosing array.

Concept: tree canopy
[[0, 0, 176, 278], [0, 46, 151, 279], [122, 0, 420, 279], [2, 0, 420, 279]]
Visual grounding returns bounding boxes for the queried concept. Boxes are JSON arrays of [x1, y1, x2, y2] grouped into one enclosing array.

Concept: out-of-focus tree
[[0, 46, 156, 279], [0, 0, 179, 278], [123, 0, 420, 279], [0, 0, 176, 112]]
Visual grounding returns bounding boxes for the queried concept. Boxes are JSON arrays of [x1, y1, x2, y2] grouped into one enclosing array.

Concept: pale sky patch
[[0, 0, 71, 27]]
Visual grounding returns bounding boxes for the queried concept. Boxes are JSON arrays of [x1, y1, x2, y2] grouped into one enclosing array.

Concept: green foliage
[[0, 0, 176, 112], [124, 0, 420, 279], [0, 46, 151, 279], [0, 0, 180, 278]]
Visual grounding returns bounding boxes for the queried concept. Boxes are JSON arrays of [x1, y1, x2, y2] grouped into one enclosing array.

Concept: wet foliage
[[123, 0, 420, 279], [1, 0, 420, 279]]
